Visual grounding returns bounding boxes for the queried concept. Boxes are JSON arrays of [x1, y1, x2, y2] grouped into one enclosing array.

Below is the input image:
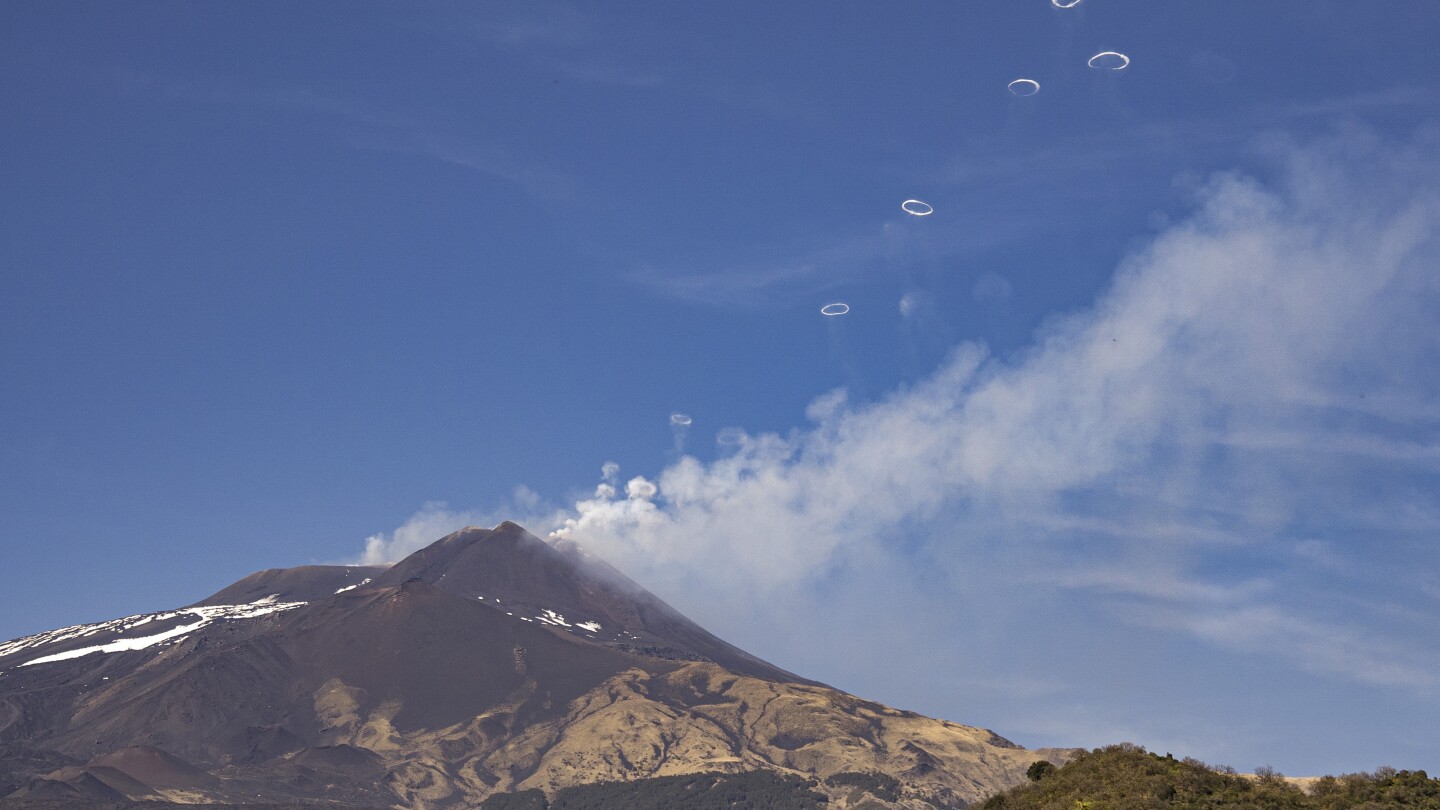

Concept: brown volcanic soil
[[89, 747, 216, 788], [19, 579, 662, 767], [277, 580, 648, 732], [23, 765, 152, 800], [0, 523, 1068, 809], [10, 771, 128, 803]]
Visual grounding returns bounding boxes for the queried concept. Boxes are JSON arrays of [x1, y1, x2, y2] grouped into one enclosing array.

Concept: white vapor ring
[[1052, 0, 1081, 7], [670, 413, 692, 426], [1008, 78, 1040, 96], [900, 199, 934, 216], [1087, 51, 1131, 70], [820, 303, 851, 316]]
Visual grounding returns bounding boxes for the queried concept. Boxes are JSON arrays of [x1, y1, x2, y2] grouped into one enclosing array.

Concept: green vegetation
[[480, 771, 828, 810], [982, 744, 1440, 809], [1308, 767, 1440, 808], [479, 789, 547, 810], [1027, 760, 1057, 782], [824, 770, 901, 802]]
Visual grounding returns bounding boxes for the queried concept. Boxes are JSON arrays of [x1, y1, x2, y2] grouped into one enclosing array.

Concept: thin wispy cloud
[[1143, 604, 1436, 689], [466, 2, 669, 89], [551, 61, 666, 87], [466, 0, 599, 49], [362, 131, 581, 203], [629, 216, 1031, 308], [627, 232, 890, 306], [1270, 85, 1440, 121], [951, 85, 1440, 183], [117, 73, 417, 130], [628, 89, 1440, 310], [121, 72, 580, 204]]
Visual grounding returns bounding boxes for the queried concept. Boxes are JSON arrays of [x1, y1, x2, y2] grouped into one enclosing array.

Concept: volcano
[[0, 523, 1068, 808]]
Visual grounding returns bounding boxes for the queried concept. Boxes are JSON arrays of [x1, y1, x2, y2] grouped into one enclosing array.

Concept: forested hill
[[983, 744, 1440, 809]]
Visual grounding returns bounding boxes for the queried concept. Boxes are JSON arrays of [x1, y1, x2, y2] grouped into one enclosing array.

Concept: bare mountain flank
[[0, 522, 1069, 808]]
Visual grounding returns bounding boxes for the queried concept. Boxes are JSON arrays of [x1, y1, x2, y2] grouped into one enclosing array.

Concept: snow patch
[[334, 578, 372, 594], [6, 596, 307, 669], [536, 609, 571, 627]]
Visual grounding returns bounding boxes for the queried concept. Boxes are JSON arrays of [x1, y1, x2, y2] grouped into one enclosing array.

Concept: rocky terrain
[[0, 523, 1070, 808]]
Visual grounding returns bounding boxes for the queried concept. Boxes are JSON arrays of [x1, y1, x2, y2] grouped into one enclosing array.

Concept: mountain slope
[[371, 522, 809, 684], [0, 523, 1067, 808], [195, 565, 387, 606]]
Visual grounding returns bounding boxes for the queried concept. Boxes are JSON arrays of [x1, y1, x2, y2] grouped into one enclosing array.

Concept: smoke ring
[[1008, 79, 1041, 97], [1087, 51, 1131, 70]]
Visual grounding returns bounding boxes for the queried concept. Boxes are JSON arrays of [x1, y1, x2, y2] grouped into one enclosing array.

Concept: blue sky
[[3, 1, 1439, 776]]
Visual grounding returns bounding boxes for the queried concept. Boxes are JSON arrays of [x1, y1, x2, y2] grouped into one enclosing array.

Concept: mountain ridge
[[0, 522, 1069, 808]]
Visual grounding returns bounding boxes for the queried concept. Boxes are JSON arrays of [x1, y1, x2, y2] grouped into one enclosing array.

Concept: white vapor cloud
[[360, 502, 480, 565], [898, 292, 919, 317], [550, 129, 1440, 696], [551, 470, 662, 543], [359, 486, 561, 565], [359, 130, 1440, 770]]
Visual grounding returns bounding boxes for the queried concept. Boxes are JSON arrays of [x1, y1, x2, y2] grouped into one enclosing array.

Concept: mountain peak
[[367, 521, 808, 684], [0, 521, 1065, 808], [441, 521, 522, 537], [181, 521, 804, 683], [433, 521, 544, 550]]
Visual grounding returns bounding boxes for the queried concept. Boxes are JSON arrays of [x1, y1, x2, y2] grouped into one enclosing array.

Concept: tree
[[1026, 761, 1057, 782]]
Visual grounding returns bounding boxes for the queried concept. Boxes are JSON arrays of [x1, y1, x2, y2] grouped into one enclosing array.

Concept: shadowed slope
[[373, 522, 809, 684]]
